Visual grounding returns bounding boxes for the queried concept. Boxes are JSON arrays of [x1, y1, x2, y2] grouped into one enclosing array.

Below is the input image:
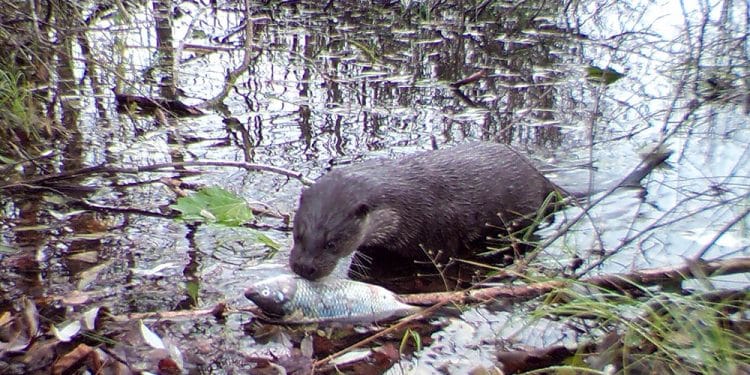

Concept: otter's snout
[[291, 258, 322, 280]]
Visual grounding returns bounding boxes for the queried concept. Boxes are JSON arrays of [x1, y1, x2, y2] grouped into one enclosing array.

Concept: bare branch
[[399, 256, 750, 306]]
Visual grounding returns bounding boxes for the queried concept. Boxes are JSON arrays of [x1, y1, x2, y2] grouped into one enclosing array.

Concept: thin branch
[[692, 206, 750, 261], [0, 160, 314, 189], [399, 256, 750, 306], [201, 0, 259, 108], [75, 199, 173, 218]]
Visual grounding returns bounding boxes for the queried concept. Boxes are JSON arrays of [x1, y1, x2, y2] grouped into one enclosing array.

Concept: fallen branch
[[116, 303, 250, 322], [399, 256, 750, 305]]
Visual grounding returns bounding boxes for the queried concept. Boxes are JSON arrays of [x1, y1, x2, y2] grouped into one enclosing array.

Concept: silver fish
[[244, 274, 421, 324]]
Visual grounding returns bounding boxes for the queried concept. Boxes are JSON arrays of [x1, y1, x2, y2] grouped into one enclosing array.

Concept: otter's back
[[326, 142, 559, 257]]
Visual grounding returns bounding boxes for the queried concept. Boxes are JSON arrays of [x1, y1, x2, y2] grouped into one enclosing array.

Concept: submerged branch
[[0, 160, 314, 189]]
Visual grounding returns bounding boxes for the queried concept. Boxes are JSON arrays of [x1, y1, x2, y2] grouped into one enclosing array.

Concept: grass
[[532, 280, 749, 374], [0, 62, 33, 131], [0, 57, 47, 163]]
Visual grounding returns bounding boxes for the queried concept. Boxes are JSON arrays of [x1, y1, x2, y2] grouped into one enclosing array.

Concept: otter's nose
[[291, 260, 319, 280]]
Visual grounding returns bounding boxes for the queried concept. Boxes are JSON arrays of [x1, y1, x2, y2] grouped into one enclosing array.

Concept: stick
[[398, 256, 750, 305]]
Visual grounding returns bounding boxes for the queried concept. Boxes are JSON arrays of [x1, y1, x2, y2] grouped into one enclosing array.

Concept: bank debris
[[1, 257, 747, 374]]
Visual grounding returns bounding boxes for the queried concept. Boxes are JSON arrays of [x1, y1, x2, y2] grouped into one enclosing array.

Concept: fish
[[244, 274, 421, 324]]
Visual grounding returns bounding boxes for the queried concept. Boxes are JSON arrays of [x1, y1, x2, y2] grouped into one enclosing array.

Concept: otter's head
[[289, 174, 372, 280]]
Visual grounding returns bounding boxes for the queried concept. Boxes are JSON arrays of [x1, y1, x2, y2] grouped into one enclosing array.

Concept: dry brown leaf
[[21, 338, 58, 370], [52, 343, 94, 375], [21, 296, 39, 338], [158, 357, 182, 375], [60, 290, 90, 305]]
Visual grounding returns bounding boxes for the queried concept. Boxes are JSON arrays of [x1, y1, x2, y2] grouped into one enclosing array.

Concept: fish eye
[[324, 240, 336, 250], [260, 288, 271, 297]]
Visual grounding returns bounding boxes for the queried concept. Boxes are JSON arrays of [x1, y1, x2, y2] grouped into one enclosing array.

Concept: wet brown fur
[[289, 142, 560, 280]]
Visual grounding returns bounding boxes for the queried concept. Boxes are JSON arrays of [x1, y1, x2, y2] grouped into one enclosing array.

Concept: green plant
[[534, 281, 749, 374], [170, 187, 255, 226], [399, 328, 422, 354], [170, 186, 281, 253], [0, 62, 39, 151]]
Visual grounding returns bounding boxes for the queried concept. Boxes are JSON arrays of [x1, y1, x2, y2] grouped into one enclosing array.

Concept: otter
[[289, 142, 561, 281]]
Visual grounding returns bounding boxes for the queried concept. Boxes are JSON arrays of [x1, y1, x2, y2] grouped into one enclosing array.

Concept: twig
[[449, 70, 487, 88], [201, 0, 260, 108], [136, 161, 314, 185], [75, 199, 173, 218], [115, 303, 259, 321], [692, 207, 750, 261]]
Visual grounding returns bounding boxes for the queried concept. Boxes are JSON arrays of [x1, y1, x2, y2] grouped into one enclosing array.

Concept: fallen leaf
[[21, 296, 39, 338], [52, 343, 94, 375], [139, 320, 165, 349], [82, 307, 101, 330], [158, 357, 181, 375], [61, 290, 90, 305], [329, 349, 372, 366], [51, 320, 81, 342], [170, 187, 254, 226], [300, 334, 314, 358], [0, 321, 32, 353], [167, 342, 184, 370], [129, 262, 178, 277], [0, 311, 12, 326], [21, 338, 58, 370], [77, 260, 114, 290], [48, 209, 86, 221], [66, 251, 100, 263]]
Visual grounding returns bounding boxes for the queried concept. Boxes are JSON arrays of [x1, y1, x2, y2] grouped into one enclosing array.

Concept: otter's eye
[[324, 240, 336, 250]]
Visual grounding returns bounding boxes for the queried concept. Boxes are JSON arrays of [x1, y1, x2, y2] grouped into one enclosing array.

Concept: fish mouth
[[244, 289, 286, 318]]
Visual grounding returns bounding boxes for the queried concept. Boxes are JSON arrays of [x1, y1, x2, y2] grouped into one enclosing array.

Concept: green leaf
[[255, 232, 281, 251], [399, 328, 422, 354], [0, 244, 18, 254], [586, 66, 625, 85], [170, 187, 254, 226], [0, 154, 16, 165], [186, 281, 200, 305]]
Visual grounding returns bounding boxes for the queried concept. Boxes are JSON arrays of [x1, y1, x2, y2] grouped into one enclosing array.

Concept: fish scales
[[245, 275, 421, 324]]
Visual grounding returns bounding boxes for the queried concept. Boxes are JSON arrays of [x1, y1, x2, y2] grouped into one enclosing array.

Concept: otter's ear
[[353, 202, 370, 218]]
